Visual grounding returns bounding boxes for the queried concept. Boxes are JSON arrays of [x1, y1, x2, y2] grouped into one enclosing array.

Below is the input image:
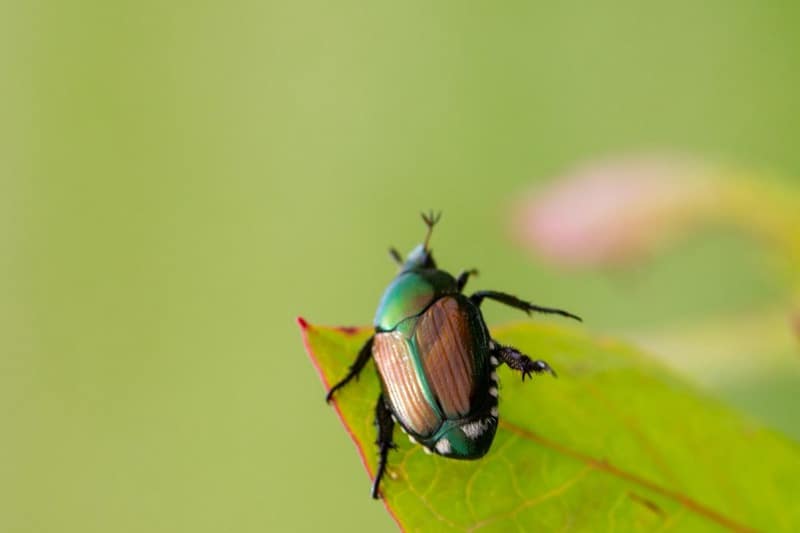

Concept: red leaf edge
[[296, 317, 404, 530]]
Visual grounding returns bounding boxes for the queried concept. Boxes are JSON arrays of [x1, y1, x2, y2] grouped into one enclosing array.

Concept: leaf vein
[[499, 420, 757, 533]]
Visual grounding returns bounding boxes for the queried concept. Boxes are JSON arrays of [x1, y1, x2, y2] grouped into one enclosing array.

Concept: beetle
[[326, 212, 581, 499]]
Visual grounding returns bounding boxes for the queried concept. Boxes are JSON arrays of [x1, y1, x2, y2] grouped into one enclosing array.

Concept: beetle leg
[[493, 343, 557, 381], [325, 336, 374, 403], [470, 290, 582, 322], [372, 394, 396, 499], [456, 269, 479, 292], [388, 247, 403, 265]]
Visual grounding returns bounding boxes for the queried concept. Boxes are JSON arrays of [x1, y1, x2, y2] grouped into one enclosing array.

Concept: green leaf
[[298, 318, 800, 532]]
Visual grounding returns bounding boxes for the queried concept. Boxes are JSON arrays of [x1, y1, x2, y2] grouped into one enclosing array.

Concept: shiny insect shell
[[372, 269, 499, 459], [325, 212, 579, 499]]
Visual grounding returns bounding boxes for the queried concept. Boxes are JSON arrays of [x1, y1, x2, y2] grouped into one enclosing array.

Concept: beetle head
[[402, 211, 440, 271], [403, 243, 436, 271]]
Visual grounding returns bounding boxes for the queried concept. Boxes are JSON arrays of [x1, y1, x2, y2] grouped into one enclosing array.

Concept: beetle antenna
[[421, 210, 442, 250]]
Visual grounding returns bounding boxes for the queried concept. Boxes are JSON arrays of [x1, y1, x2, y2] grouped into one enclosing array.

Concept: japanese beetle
[[326, 212, 581, 499]]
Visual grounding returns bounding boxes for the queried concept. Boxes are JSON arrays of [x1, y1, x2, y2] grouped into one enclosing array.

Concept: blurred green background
[[4, 1, 800, 532]]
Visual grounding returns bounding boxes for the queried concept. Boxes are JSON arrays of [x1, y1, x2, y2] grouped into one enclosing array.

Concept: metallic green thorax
[[373, 269, 458, 331]]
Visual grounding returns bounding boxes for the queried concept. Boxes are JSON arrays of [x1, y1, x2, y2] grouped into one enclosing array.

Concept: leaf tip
[[296, 316, 310, 330]]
